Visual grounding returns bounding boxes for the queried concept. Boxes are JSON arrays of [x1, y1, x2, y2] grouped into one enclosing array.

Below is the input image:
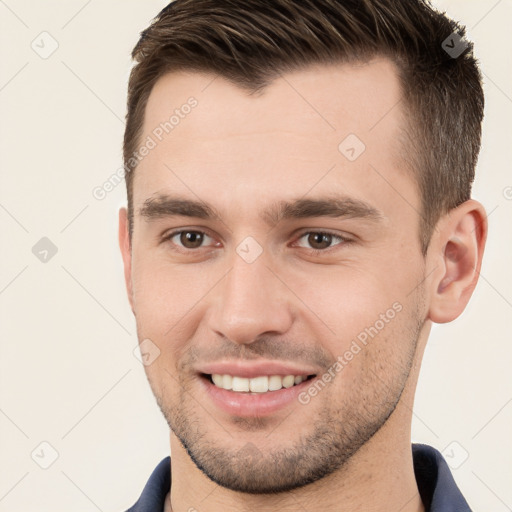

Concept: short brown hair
[[123, 0, 484, 253]]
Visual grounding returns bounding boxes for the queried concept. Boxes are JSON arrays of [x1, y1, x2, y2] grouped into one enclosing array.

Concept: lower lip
[[199, 375, 316, 417]]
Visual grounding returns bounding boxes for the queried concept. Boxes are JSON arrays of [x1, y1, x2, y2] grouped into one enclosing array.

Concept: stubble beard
[[149, 316, 423, 494]]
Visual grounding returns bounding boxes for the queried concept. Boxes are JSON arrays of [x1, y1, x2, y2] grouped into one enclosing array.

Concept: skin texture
[[119, 58, 487, 511]]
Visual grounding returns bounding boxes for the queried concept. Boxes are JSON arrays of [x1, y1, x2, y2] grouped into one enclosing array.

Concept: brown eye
[[179, 231, 205, 249], [165, 230, 214, 250], [307, 232, 333, 250], [295, 231, 346, 252]]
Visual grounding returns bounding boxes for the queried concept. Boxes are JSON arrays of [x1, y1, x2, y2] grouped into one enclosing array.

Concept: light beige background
[[0, 1, 511, 510]]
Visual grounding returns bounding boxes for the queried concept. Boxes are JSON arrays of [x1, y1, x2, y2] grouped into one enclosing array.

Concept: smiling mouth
[[202, 373, 316, 393]]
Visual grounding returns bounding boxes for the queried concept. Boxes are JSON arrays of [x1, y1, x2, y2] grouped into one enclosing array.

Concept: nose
[[207, 253, 294, 345]]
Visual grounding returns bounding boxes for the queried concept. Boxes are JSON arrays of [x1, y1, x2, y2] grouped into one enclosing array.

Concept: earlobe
[[428, 200, 487, 324], [118, 207, 135, 314]]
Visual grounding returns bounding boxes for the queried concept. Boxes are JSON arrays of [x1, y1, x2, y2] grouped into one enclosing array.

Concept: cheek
[[284, 263, 405, 339], [329, 300, 419, 401], [130, 253, 226, 365], [279, 252, 423, 379], [131, 254, 201, 327]]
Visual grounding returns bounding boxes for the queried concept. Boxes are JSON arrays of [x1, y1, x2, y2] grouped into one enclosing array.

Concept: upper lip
[[196, 360, 319, 379]]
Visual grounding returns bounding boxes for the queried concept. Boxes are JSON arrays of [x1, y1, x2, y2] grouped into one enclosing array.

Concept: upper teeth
[[211, 374, 307, 393]]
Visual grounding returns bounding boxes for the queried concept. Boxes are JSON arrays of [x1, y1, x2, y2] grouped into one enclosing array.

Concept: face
[[121, 59, 431, 493]]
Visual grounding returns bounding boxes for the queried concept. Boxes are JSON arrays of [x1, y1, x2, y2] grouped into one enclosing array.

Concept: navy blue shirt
[[125, 443, 471, 511]]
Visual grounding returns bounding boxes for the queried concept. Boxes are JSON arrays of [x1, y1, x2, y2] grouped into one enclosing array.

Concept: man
[[119, 0, 487, 510]]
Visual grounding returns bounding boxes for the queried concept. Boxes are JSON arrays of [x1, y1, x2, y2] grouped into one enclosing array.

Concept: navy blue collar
[[412, 443, 471, 510], [125, 443, 471, 511]]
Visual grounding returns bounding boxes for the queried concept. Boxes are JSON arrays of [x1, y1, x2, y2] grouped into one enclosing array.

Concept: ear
[[427, 199, 487, 323], [118, 207, 135, 314]]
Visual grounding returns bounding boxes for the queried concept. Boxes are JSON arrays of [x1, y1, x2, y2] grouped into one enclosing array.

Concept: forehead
[[133, 58, 415, 220], [142, 58, 403, 145]]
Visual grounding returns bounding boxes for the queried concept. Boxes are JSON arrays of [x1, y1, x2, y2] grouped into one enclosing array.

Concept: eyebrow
[[139, 194, 383, 226]]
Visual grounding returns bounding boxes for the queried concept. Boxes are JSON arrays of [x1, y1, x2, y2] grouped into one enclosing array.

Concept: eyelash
[[161, 229, 350, 254]]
